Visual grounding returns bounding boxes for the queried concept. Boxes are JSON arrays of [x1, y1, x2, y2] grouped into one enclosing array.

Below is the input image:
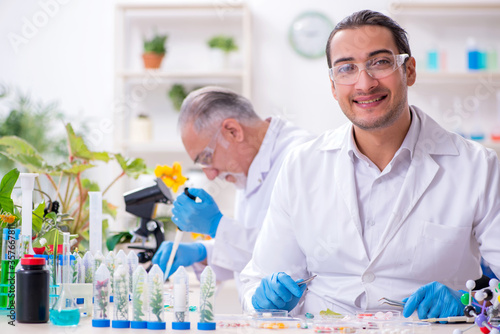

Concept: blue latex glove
[[252, 272, 307, 311], [171, 188, 222, 238], [152, 241, 207, 278], [403, 281, 464, 320]]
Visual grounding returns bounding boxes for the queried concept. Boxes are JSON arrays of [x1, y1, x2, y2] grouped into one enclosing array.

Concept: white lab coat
[[240, 106, 500, 315], [194, 117, 314, 297]]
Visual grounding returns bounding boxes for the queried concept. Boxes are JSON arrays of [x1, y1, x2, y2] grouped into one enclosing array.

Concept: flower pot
[[142, 52, 165, 69], [33, 246, 46, 255]]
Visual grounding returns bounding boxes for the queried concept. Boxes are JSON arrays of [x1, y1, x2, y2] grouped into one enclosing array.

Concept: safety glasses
[[193, 129, 221, 168]]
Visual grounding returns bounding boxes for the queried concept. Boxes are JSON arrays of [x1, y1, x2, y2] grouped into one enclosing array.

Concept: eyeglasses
[[194, 129, 221, 168], [329, 53, 409, 85]]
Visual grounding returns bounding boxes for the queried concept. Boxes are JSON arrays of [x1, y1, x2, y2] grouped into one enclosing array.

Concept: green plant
[[0, 86, 66, 174], [0, 123, 149, 250], [207, 35, 238, 54], [143, 34, 168, 55], [168, 84, 187, 111], [150, 275, 164, 322], [199, 267, 215, 322], [132, 268, 147, 322]]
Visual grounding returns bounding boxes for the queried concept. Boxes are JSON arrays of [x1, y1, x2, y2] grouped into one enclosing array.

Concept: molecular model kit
[[455, 278, 500, 334]]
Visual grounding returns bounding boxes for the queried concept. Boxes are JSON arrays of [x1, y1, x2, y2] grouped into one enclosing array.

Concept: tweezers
[[378, 297, 405, 308], [298, 275, 317, 286]]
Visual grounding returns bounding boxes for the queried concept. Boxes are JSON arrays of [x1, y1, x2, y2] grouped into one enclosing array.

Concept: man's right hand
[[252, 272, 306, 311], [152, 241, 207, 278]]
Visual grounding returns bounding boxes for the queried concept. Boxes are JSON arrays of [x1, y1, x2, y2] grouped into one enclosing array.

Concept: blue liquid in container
[[50, 308, 80, 326]]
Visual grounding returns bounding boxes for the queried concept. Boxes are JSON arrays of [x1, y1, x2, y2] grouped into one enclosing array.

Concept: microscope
[[124, 178, 174, 264]]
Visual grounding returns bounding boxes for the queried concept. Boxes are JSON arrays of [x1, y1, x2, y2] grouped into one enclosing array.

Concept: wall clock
[[289, 11, 334, 59]]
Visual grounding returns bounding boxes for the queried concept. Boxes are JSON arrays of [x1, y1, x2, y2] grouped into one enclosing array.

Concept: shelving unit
[[110, 2, 251, 230], [113, 2, 252, 168], [389, 1, 500, 154]]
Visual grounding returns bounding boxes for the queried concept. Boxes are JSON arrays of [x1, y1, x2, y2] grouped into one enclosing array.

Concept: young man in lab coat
[[152, 86, 314, 297], [240, 10, 500, 319]]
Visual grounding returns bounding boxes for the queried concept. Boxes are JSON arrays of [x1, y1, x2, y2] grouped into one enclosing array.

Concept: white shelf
[[124, 141, 186, 154], [415, 71, 500, 84], [118, 69, 246, 80], [390, 2, 500, 15]]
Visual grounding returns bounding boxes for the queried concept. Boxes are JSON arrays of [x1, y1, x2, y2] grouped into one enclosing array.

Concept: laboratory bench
[[0, 317, 482, 334]]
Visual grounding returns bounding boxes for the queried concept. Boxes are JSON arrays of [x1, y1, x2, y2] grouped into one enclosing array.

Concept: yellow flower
[[191, 232, 212, 241], [154, 162, 187, 193], [0, 214, 16, 224]]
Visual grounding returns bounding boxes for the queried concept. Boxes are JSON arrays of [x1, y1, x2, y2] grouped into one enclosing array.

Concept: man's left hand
[[403, 281, 464, 320]]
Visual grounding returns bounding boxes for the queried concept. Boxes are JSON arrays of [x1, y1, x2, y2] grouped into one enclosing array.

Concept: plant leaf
[[66, 123, 110, 162], [114, 153, 148, 179], [0, 136, 51, 172], [106, 231, 132, 251], [31, 202, 45, 233], [0, 168, 19, 213]]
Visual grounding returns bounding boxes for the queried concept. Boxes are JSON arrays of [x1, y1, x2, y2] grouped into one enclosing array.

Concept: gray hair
[[326, 10, 411, 69], [178, 86, 261, 134]]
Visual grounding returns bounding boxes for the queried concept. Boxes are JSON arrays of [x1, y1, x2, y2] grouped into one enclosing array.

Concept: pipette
[[164, 187, 195, 281]]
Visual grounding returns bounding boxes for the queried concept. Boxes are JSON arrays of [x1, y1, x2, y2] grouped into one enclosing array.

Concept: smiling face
[[329, 25, 416, 132]]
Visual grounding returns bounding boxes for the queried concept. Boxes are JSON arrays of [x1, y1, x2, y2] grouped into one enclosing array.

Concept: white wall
[[0, 0, 393, 141]]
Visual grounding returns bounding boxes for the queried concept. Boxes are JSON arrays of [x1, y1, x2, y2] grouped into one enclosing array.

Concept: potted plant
[[0, 123, 149, 251], [168, 84, 187, 111], [207, 35, 238, 68], [142, 33, 168, 69]]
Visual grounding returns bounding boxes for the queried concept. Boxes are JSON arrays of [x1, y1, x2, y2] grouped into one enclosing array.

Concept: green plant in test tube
[[127, 251, 138, 295], [199, 266, 216, 323], [105, 251, 115, 298], [148, 264, 164, 323], [83, 251, 94, 283], [132, 266, 148, 323], [93, 263, 110, 320], [113, 264, 129, 321]]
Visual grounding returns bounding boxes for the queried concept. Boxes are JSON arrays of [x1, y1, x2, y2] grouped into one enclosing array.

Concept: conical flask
[[49, 233, 80, 326]]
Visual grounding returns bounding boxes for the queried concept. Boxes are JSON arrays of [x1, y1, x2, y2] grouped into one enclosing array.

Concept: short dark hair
[[326, 10, 411, 68]]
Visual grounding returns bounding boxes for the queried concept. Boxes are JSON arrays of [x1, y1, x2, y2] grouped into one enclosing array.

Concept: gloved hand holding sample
[[252, 272, 306, 311], [171, 188, 222, 238], [152, 241, 207, 278], [403, 281, 464, 320]]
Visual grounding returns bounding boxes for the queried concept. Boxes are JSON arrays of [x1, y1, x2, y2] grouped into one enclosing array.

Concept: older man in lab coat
[[240, 10, 500, 319], [152, 86, 314, 297]]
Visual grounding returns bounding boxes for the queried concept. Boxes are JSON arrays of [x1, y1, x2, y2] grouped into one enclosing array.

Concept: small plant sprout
[[173, 266, 190, 330], [112, 264, 130, 328], [131, 266, 148, 329], [83, 251, 94, 283], [147, 264, 166, 330], [94, 250, 105, 276], [105, 251, 115, 301], [198, 266, 216, 330], [127, 251, 139, 295], [74, 252, 85, 283], [92, 263, 110, 328]]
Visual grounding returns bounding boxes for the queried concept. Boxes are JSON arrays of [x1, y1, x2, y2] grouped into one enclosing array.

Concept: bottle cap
[[21, 257, 45, 266], [197, 322, 216, 330], [172, 321, 191, 330], [147, 322, 166, 330], [131, 320, 147, 329], [92, 319, 110, 327], [112, 320, 130, 328]]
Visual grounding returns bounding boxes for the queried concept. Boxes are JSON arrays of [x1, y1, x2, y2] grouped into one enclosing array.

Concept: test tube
[[92, 263, 110, 328], [112, 264, 130, 328], [172, 266, 190, 330], [88, 192, 102, 255], [93, 250, 105, 279], [105, 251, 115, 302], [198, 266, 216, 330], [127, 251, 138, 296], [131, 266, 148, 329], [147, 264, 166, 330], [74, 253, 85, 283], [115, 249, 127, 268], [83, 251, 94, 283], [20, 173, 38, 256]]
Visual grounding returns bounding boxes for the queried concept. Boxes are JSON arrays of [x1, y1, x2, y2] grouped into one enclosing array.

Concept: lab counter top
[[0, 317, 481, 334]]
